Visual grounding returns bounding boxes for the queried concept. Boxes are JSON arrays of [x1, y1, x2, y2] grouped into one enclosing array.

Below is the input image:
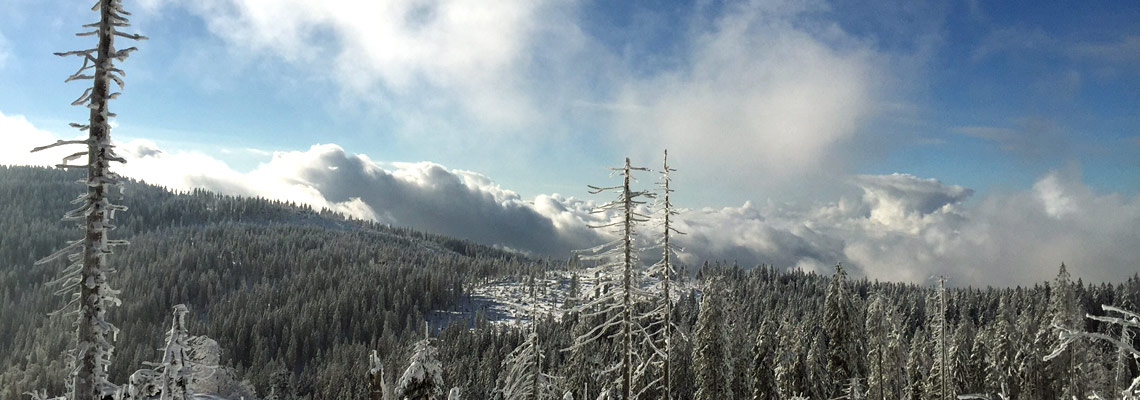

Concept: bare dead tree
[[31, 1, 145, 399]]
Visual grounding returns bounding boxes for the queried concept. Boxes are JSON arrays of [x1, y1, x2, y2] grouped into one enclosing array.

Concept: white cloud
[[615, 0, 886, 195], [0, 111, 81, 166], [156, 0, 588, 133], [6, 113, 1137, 286], [671, 171, 1140, 286]]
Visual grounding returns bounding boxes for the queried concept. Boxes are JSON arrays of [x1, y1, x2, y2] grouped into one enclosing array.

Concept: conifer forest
[[1, 1, 1139, 400]]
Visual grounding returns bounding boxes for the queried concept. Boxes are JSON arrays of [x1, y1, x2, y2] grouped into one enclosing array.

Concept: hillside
[[0, 166, 544, 398], [3, 166, 1140, 400]]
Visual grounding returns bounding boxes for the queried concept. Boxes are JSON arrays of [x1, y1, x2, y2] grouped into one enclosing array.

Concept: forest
[[5, 1, 1139, 399], [2, 165, 1139, 400]]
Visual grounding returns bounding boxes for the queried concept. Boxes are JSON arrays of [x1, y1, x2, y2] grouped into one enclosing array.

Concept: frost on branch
[[395, 330, 445, 400], [33, 0, 145, 399], [370, 350, 394, 400], [1044, 304, 1140, 400], [562, 157, 658, 400], [496, 332, 560, 400], [131, 305, 220, 400]]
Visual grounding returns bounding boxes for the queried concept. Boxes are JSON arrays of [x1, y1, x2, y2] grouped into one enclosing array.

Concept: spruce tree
[[750, 320, 777, 400], [824, 263, 859, 397], [692, 281, 732, 400], [1047, 263, 1085, 398], [396, 327, 445, 400], [865, 293, 890, 400], [905, 329, 929, 400]]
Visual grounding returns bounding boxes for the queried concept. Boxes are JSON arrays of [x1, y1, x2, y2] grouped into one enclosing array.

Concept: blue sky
[[2, 0, 1139, 285]]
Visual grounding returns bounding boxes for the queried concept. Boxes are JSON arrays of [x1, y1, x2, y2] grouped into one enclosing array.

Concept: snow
[[430, 268, 697, 331]]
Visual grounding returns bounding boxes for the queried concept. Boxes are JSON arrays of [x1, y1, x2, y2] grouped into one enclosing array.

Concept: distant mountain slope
[[0, 166, 546, 398]]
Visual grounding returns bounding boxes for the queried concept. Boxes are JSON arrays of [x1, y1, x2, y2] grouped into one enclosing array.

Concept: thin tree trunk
[[75, 1, 115, 398], [661, 151, 672, 400], [622, 157, 633, 400]]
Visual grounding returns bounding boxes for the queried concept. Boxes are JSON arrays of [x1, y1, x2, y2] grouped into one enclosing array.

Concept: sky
[[1, 0, 1139, 286]]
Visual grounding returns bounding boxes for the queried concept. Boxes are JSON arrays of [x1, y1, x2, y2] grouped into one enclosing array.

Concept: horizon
[[2, 0, 1139, 286]]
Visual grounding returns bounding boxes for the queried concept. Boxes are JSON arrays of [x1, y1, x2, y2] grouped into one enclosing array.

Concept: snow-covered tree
[[138, 305, 219, 400], [396, 330, 446, 400], [906, 329, 930, 400], [1016, 306, 1048, 400], [496, 331, 559, 400], [950, 316, 976, 395], [371, 350, 394, 400], [824, 263, 860, 397], [925, 278, 950, 400], [31, 1, 145, 399], [497, 287, 559, 400], [1045, 304, 1140, 400], [866, 293, 904, 400], [1114, 299, 1139, 397], [157, 304, 192, 400], [981, 295, 1014, 397], [751, 320, 777, 400], [692, 280, 732, 400], [647, 149, 683, 400], [563, 157, 654, 399], [1047, 263, 1086, 398]]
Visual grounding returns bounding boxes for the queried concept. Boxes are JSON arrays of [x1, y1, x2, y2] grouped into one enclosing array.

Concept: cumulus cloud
[[5, 114, 1137, 286], [671, 172, 1140, 286], [615, 0, 886, 195], [118, 142, 608, 256]]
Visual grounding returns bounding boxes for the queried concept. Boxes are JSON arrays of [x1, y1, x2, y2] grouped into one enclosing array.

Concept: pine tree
[[396, 326, 445, 400], [751, 320, 777, 400], [924, 279, 950, 400], [824, 263, 859, 397], [982, 295, 1014, 397], [32, 1, 145, 398], [950, 317, 976, 395], [883, 324, 908, 398], [1047, 263, 1085, 398], [1016, 305, 1047, 400], [692, 281, 732, 400], [774, 321, 807, 399], [806, 329, 831, 400], [865, 293, 890, 400], [905, 329, 930, 400]]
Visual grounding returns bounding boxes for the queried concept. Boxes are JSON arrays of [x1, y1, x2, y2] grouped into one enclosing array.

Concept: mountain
[[0, 165, 543, 398], [5, 165, 1139, 400]]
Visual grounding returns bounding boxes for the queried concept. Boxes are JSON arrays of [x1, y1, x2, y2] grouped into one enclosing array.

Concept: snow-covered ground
[[430, 266, 697, 330]]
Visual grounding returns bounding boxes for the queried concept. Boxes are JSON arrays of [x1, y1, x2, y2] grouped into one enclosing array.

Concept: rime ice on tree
[[396, 325, 445, 400], [562, 157, 655, 400], [31, 1, 145, 399]]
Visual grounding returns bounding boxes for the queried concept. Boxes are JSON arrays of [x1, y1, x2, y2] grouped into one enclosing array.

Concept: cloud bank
[[4, 113, 1138, 287]]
